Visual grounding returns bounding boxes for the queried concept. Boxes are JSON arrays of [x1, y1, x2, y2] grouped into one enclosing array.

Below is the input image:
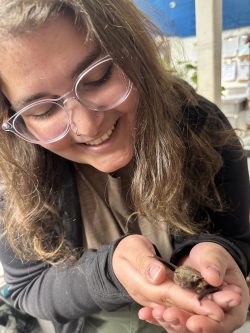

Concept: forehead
[[0, 15, 96, 101]]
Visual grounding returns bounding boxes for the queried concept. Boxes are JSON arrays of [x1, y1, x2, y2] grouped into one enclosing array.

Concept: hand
[[112, 235, 234, 324], [138, 241, 249, 333]]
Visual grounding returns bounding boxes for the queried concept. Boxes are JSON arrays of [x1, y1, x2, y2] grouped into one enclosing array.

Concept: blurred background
[[135, 0, 250, 172]]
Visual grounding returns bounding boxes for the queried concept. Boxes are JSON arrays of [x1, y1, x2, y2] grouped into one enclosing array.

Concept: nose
[[66, 98, 104, 138]]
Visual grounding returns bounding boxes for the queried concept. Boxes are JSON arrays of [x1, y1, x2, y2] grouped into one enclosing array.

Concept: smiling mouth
[[84, 122, 117, 146]]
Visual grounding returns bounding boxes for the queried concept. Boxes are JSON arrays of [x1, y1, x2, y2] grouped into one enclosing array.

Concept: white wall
[[169, 26, 250, 65]]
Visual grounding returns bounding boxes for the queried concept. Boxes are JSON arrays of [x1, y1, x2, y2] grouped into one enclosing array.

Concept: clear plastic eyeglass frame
[[1, 55, 133, 144]]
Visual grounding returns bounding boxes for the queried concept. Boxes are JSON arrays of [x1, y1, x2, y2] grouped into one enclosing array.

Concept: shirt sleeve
[[0, 236, 132, 323]]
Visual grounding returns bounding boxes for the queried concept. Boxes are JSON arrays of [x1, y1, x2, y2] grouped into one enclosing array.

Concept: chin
[[95, 153, 133, 173]]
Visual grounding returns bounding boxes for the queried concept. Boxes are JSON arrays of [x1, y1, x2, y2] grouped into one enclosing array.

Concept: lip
[[77, 120, 119, 151], [84, 122, 116, 146]]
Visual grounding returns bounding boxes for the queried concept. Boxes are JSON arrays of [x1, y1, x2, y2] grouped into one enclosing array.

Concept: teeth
[[85, 125, 115, 146]]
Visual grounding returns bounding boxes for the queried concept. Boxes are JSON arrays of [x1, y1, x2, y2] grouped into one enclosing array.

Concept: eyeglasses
[[1, 55, 133, 144]]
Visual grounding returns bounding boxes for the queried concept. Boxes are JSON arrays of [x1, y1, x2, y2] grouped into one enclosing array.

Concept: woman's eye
[[26, 104, 60, 120], [82, 63, 114, 88]]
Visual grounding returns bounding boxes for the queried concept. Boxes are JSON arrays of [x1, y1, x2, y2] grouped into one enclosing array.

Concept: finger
[[138, 306, 161, 325], [128, 270, 225, 320], [155, 320, 190, 333], [159, 282, 225, 321], [113, 235, 171, 285], [146, 258, 173, 284], [207, 287, 242, 310], [221, 283, 242, 295], [187, 314, 223, 333], [139, 306, 193, 333], [187, 242, 246, 289], [186, 307, 248, 333], [188, 242, 229, 286], [162, 306, 192, 324], [114, 236, 225, 318], [161, 306, 192, 331], [134, 278, 225, 321], [153, 306, 192, 333]]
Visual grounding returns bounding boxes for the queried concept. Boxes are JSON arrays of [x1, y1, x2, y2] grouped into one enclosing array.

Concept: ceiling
[[134, 0, 250, 37]]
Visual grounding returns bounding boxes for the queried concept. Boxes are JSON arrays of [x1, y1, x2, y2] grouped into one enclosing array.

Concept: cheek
[[119, 87, 139, 115], [39, 135, 72, 152]]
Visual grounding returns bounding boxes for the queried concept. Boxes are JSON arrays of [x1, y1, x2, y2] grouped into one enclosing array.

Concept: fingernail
[[149, 265, 161, 281]]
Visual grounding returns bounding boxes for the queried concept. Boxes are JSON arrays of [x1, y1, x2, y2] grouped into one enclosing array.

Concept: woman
[[0, 1, 249, 333]]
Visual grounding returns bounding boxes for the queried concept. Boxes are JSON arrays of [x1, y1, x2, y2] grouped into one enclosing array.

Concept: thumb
[[202, 264, 225, 287], [113, 235, 170, 285], [192, 243, 228, 287], [145, 257, 171, 284]]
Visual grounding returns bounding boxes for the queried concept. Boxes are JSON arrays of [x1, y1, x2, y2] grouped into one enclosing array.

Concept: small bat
[[153, 255, 221, 301]]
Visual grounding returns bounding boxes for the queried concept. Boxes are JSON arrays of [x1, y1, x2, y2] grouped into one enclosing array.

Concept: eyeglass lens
[[12, 58, 130, 143]]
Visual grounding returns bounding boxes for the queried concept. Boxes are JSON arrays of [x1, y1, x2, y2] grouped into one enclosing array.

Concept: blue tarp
[[134, 0, 250, 37]]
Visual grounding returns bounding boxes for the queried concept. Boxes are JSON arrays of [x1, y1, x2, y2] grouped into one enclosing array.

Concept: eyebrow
[[13, 47, 102, 110]]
